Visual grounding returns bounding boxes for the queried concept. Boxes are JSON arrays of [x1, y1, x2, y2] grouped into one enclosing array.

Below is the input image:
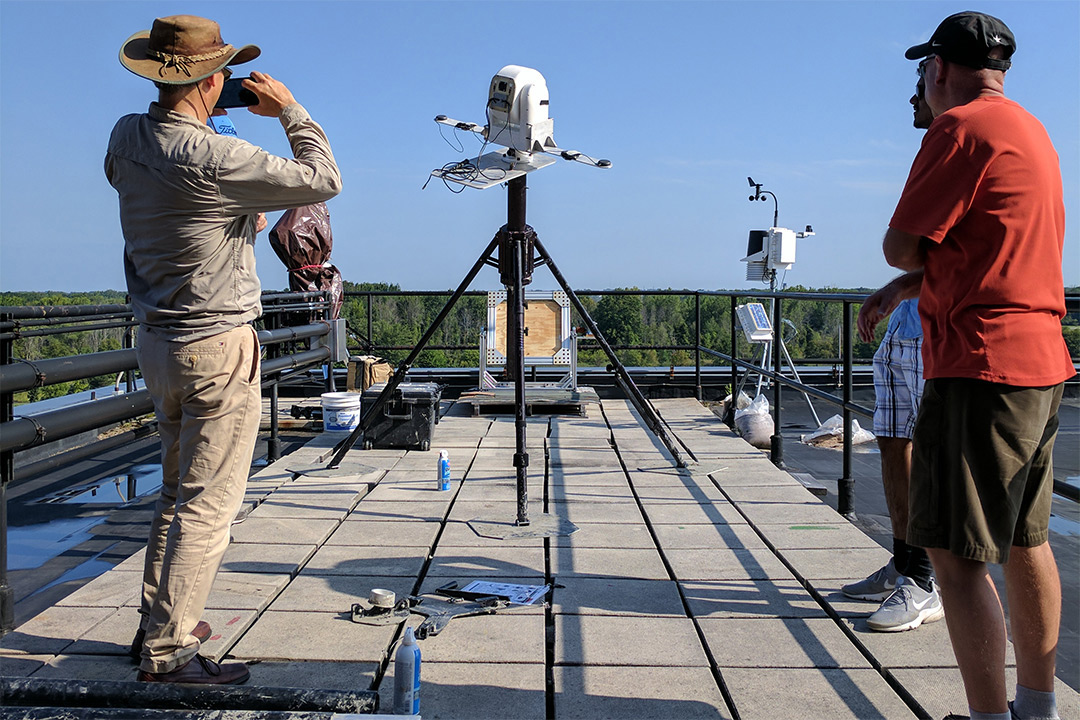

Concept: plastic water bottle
[[437, 450, 450, 491], [393, 626, 421, 715]]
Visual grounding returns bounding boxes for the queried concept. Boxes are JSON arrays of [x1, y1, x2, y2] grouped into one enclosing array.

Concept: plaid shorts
[[872, 330, 924, 439]]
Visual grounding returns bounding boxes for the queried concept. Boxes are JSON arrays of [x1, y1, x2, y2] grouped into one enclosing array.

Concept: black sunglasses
[[917, 56, 935, 79], [222, 67, 233, 81]]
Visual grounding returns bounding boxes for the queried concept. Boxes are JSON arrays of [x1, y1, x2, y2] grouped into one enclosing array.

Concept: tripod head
[[429, 65, 611, 190]]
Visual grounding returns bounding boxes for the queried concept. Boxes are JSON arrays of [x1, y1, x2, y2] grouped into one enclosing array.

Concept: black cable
[[437, 122, 465, 153]]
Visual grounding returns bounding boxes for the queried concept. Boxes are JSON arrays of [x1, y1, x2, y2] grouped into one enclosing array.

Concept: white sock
[[1011, 685, 1059, 720]]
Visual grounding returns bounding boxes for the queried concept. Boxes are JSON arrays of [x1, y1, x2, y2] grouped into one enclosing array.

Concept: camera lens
[[498, 81, 507, 91]]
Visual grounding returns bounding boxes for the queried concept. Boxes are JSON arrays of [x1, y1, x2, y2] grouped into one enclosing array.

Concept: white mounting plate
[[430, 149, 556, 190]]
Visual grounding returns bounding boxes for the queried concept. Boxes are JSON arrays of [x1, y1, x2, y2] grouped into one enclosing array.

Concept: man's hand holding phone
[[244, 72, 297, 118]]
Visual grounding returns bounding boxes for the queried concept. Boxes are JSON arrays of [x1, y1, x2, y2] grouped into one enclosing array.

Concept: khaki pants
[[135, 324, 261, 673]]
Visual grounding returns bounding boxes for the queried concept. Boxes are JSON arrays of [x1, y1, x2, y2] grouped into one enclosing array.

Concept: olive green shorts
[[908, 378, 1063, 564]]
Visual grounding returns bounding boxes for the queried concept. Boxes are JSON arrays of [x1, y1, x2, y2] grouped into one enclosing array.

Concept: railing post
[[694, 293, 702, 401], [366, 292, 373, 353], [266, 302, 281, 464], [728, 295, 737, 426], [770, 297, 784, 467], [1, 311, 15, 634], [123, 324, 136, 393], [322, 291, 335, 394], [839, 301, 855, 516]]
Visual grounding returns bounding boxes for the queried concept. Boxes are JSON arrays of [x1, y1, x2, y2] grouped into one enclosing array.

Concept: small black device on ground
[[215, 77, 258, 109]]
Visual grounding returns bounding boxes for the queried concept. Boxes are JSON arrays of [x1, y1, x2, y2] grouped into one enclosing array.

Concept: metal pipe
[[0, 677, 378, 714], [367, 292, 373, 352], [1, 312, 13, 634], [0, 319, 138, 342], [694, 292, 702, 401], [839, 301, 855, 517], [729, 296, 738, 425], [0, 311, 134, 330], [0, 390, 155, 454], [257, 323, 329, 346], [261, 348, 331, 376], [260, 291, 326, 303], [0, 349, 137, 394], [770, 297, 784, 467], [0, 304, 131, 320], [507, 176, 530, 526], [267, 310, 281, 463]]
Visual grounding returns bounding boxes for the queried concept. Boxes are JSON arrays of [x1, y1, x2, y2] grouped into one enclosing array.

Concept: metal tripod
[[321, 176, 688, 527]]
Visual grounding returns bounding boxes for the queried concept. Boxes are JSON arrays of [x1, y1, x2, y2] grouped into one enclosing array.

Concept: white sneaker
[[867, 576, 945, 632]]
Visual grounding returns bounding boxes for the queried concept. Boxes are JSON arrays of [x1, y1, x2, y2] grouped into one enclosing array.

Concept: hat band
[[147, 43, 233, 78]]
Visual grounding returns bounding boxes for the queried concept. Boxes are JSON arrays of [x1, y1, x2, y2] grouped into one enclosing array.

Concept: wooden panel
[[494, 299, 562, 359]]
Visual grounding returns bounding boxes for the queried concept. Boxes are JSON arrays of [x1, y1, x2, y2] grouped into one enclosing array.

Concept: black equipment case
[[360, 382, 442, 450]]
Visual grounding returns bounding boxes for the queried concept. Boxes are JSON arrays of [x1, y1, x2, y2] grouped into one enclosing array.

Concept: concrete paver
[[381, 661, 547, 720], [551, 578, 685, 617], [721, 667, 919, 719], [555, 615, 708, 667], [699, 617, 871, 669], [269, 574, 417, 613], [303, 545, 428, 577], [681, 579, 828, 619], [325, 519, 441, 548], [230, 610, 394, 664], [554, 666, 733, 719]]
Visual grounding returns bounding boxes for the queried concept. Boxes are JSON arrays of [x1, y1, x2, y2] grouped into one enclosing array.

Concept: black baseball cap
[[905, 11, 1015, 71]]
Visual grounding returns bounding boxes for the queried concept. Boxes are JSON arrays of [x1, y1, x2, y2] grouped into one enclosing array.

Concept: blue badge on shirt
[[208, 115, 237, 136]]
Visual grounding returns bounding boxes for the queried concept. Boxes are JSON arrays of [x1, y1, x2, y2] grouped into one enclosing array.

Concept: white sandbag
[[734, 394, 773, 448], [801, 414, 876, 447]]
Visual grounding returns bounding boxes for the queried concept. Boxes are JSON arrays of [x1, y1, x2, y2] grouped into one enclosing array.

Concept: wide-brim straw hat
[[120, 15, 260, 85]]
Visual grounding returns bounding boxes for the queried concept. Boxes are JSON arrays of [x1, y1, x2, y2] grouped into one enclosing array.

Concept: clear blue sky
[[1, 0, 1077, 294]]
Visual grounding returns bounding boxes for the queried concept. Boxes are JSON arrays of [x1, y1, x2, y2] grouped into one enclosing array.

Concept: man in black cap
[[883, 11, 1071, 720], [106, 15, 342, 684]]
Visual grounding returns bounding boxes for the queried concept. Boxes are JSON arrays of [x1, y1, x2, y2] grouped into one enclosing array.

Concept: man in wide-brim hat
[[106, 15, 342, 685]]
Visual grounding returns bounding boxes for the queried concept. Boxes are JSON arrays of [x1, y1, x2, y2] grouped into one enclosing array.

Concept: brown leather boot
[[129, 620, 212, 662], [138, 654, 249, 685]]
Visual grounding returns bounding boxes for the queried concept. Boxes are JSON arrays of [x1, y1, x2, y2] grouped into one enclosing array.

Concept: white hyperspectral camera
[[430, 65, 609, 190], [486, 65, 556, 154]]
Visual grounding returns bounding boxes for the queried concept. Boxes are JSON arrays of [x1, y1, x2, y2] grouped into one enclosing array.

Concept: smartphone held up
[[216, 77, 259, 109]]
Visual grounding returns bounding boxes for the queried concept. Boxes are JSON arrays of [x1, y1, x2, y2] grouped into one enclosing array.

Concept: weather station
[[736, 177, 821, 426]]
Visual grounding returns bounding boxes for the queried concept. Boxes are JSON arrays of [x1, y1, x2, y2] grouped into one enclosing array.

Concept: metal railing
[[0, 291, 338, 634]]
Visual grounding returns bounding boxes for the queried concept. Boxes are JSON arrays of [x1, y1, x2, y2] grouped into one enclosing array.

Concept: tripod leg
[[532, 238, 689, 468], [324, 236, 500, 469], [778, 339, 821, 426]]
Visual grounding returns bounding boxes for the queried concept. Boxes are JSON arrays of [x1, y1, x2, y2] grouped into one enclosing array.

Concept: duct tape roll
[[369, 588, 396, 609]]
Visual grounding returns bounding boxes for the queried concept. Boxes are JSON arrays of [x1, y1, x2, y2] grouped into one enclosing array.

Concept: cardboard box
[[347, 355, 393, 391]]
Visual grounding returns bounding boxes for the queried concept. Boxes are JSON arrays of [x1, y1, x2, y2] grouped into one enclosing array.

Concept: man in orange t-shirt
[[884, 12, 1073, 720]]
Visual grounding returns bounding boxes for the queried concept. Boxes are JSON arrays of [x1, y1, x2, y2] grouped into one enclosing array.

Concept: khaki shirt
[[105, 103, 341, 341]]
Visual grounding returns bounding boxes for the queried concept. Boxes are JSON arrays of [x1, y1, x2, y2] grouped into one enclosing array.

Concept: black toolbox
[[360, 382, 442, 450]]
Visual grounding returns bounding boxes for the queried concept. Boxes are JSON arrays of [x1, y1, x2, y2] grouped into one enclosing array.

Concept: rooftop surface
[[1, 397, 1077, 719]]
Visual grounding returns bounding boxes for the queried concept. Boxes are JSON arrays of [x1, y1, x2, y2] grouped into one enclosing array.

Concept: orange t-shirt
[[890, 95, 1074, 386]]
